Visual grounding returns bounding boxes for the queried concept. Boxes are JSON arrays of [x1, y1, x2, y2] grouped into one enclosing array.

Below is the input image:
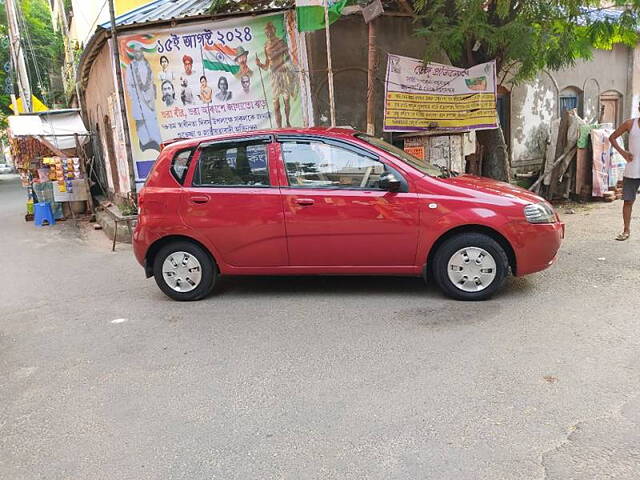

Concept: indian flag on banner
[[296, 0, 349, 32], [203, 44, 240, 75], [120, 34, 156, 66]]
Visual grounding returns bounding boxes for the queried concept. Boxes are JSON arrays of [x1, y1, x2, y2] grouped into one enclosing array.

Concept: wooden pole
[[75, 133, 95, 215], [366, 19, 377, 135], [324, 0, 336, 127], [108, 0, 138, 200]]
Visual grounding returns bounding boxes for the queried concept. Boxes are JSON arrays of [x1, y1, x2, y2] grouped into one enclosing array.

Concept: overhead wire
[[14, 0, 50, 106]]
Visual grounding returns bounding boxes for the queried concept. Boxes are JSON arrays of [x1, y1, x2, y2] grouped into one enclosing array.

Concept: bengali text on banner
[[383, 54, 498, 132]]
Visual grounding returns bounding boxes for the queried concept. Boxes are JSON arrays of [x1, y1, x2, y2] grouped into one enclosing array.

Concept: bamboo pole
[[324, 0, 336, 127], [366, 19, 377, 135]]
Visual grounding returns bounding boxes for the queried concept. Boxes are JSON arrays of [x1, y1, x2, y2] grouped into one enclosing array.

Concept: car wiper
[[437, 165, 460, 178]]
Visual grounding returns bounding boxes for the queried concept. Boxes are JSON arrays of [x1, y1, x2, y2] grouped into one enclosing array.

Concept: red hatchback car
[[133, 128, 563, 301]]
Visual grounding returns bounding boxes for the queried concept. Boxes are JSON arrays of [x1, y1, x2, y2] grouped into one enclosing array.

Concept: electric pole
[[5, 0, 32, 113]]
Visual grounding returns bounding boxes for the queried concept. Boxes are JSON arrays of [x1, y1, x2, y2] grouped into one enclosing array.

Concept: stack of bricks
[[615, 181, 624, 200], [603, 181, 623, 202]]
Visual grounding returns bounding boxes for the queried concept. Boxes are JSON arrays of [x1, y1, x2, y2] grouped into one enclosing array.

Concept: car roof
[[164, 127, 360, 150]]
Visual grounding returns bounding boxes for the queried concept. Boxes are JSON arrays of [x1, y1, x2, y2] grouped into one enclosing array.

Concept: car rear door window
[[193, 141, 270, 187], [171, 149, 194, 184], [281, 140, 404, 190]]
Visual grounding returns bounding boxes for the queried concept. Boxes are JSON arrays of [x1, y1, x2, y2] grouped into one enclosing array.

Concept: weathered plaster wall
[[83, 41, 131, 197], [510, 72, 558, 168], [511, 45, 631, 169], [630, 46, 640, 119]]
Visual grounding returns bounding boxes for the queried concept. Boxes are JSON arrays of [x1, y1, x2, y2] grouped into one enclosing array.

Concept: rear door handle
[[190, 195, 210, 204], [295, 198, 315, 206]]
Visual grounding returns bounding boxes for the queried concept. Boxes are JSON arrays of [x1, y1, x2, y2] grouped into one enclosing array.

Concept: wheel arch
[[144, 234, 218, 278], [425, 224, 517, 279]]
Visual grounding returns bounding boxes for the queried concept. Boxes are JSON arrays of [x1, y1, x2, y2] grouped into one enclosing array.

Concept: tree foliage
[[412, 0, 640, 84], [208, 0, 293, 15], [0, 4, 12, 120], [18, 0, 65, 106]]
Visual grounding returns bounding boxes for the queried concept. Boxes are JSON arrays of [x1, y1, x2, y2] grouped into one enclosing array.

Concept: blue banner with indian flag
[[117, 12, 311, 185]]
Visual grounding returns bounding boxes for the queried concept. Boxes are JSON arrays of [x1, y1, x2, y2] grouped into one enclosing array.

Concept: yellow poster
[[384, 55, 497, 132]]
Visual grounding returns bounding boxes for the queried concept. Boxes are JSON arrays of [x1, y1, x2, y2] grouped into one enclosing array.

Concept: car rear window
[[192, 141, 270, 187], [170, 149, 194, 184]]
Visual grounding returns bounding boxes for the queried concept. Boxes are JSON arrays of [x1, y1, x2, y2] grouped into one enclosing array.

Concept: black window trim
[[276, 134, 409, 193], [191, 135, 274, 189], [276, 134, 378, 161]]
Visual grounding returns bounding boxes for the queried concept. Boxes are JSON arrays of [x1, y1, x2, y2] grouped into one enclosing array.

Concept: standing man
[[609, 111, 640, 241], [255, 21, 298, 128], [125, 45, 161, 152]]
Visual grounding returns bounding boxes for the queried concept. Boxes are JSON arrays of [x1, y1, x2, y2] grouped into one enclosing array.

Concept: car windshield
[[355, 134, 445, 177]]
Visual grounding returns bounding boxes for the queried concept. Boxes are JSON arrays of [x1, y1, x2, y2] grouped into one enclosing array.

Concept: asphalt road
[[1, 174, 639, 479]]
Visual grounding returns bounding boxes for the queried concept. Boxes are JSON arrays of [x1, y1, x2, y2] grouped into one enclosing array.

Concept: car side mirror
[[379, 173, 402, 192]]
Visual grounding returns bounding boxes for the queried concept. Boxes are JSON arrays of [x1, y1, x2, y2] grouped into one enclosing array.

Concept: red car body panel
[[133, 128, 563, 280]]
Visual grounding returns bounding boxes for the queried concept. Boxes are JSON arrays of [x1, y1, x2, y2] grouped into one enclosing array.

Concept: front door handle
[[295, 198, 315, 206], [190, 195, 210, 204]]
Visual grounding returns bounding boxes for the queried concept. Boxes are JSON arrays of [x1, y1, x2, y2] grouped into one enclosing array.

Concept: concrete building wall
[[305, 14, 448, 136], [69, 0, 148, 47], [630, 46, 640, 119], [69, 0, 111, 47], [510, 45, 632, 170]]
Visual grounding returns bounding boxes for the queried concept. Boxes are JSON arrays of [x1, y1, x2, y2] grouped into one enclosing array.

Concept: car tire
[[153, 241, 217, 301], [432, 232, 509, 301]]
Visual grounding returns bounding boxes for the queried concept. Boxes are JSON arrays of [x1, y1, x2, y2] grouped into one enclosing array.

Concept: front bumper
[[512, 221, 564, 276]]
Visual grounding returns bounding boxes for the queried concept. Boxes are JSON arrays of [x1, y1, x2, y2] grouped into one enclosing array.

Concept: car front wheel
[[153, 241, 217, 301], [433, 232, 509, 301]]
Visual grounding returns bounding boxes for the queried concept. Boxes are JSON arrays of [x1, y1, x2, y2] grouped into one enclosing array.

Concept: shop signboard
[[402, 136, 425, 162], [384, 54, 497, 132], [118, 12, 310, 188]]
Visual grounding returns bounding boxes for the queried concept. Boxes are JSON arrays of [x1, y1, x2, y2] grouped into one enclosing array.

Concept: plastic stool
[[34, 202, 56, 227]]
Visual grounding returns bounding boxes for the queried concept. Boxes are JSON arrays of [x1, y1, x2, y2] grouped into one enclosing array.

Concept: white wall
[[69, 0, 110, 47], [509, 45, 632, 169]]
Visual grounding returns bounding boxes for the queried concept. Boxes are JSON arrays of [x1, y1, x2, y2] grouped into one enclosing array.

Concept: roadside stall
[[7, 110, 92, 223]]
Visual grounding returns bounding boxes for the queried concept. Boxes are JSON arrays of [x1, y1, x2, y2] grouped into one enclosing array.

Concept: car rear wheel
[[153, 241, 217, 301], [433, 233, 509, 301]]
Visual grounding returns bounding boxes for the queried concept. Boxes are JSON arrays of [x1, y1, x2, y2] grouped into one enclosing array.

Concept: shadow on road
[[214, 275, 432, 297], [207, 274, 534, 300]]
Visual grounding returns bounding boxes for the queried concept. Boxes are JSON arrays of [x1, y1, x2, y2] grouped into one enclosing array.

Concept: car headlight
[[524, 202, 556, 224]]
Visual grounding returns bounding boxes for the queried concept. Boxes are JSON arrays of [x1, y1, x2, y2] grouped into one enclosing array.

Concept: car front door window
[[282, 141, 405, 190]]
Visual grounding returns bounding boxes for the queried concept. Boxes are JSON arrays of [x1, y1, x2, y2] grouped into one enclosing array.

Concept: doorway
[[599, 91, 622, 128]]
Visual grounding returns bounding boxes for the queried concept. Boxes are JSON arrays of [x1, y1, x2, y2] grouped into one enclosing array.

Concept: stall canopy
[[8, 109, 90, 151]]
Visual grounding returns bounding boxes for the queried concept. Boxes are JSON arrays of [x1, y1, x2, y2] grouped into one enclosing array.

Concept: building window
[[599, 90, 622, 128], [559, 87, 583, 116]]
